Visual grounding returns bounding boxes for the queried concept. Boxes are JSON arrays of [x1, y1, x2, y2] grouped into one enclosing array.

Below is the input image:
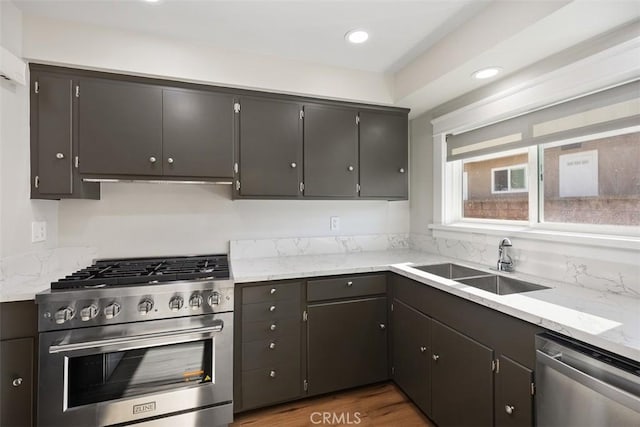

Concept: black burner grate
[[51, 255, 229, 290]]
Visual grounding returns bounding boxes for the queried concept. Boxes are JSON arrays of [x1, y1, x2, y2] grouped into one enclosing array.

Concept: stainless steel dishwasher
[[536, 333, 640, 426]]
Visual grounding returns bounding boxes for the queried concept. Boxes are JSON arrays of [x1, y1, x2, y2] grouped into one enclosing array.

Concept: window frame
[[490, 163, 528, 194], [444, 126, 640, 237]]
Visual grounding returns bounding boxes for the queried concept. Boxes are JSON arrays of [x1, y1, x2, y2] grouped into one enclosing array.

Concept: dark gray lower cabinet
[[391, 299, 431, 415], [235, 281, 304, 411], [495, 355, 534, 427], [307, 297, 388, 395], [432, 319, 494, 427]]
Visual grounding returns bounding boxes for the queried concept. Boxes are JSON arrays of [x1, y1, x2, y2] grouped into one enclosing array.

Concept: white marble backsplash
[[230, 233, 410, 259], [410, 233, 640, 299], [0, 246, 96, 289]]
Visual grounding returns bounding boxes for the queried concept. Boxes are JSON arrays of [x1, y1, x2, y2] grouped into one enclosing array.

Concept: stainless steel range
[[36, 255, 234, 427]]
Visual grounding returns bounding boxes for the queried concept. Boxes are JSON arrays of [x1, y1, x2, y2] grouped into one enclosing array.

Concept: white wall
[[58, 184, 409, 258], [22, 14, 394, 106], [0, 1, 58, 259]]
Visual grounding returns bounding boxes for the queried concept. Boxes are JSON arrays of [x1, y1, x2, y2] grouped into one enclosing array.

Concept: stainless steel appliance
[[536, 333, 640, 427], [36, 255, 234, 427]]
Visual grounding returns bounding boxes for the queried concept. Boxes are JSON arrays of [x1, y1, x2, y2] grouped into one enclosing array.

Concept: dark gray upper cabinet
[[392, 299, 432, 416], [495, 355, 534, 427], [237, 97, 302, 197], [30, 69, 100, 200], [162, 89, 234, 178], [359, 111, 408, 199], [303, 104, 358, 197], [307, 296, 388, 396], [78, 78, 163, 176], [431, 319, 494, 427]]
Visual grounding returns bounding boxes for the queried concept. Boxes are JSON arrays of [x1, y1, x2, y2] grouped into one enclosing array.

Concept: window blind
[[446, 80, 640, 161]]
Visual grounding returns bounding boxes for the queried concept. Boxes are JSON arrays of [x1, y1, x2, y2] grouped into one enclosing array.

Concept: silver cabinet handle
[[420, 346, 427, 353], [348, 165, 354, 171], [270, 323, 277, 331], [432, 354, 440, 361], [56, 153, 65, 159], [269, 370, 276, 378], [379, 323, 386, 330], [12, 378, 23, 387], [290, 162, 297, 168], [270, 288, 276, 295], [149, 156, 157, 163], [399, 168, 405, 173], [505, 405, 514, 415], [167, 157, 174, 164], [269, 342, 276, 350], [269, 305, 276, 312], [346, 281, 353, 287]]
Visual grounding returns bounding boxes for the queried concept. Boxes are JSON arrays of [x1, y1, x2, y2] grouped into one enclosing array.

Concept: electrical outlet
[[31, 221, 47, 243], [330, 216, 340, 231]]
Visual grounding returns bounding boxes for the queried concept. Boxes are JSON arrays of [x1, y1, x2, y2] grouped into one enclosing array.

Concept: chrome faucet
[[497, 238, 514, 272]]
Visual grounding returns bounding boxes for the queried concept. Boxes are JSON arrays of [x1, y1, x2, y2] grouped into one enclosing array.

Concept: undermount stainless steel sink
[[412, 263, 489, 280], [458, 275, 549, 295]]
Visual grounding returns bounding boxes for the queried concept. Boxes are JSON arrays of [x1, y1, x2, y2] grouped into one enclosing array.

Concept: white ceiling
[[13, 0, 484, 73], [12, 0, 640, 115]]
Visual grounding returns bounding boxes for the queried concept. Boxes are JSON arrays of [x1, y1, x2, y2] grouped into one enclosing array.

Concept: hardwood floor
[[231, 382, 435, 427]]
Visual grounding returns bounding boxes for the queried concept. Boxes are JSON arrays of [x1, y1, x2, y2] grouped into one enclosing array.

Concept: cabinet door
[[78, 79, 163, 176], [163, 89, 234, 178], [392, 300, 432, 416], [238, 97, 302, 197], [359, 111, 408, 199], [34, 74, 73, 195], [495, 355, 534, 427], [0, 338, 34, 427], [307, 297, 388, 395], [432, 320, 494, 427], [303, 104, 358, 197]]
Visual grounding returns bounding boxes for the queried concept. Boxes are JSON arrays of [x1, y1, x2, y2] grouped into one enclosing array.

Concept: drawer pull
[[379, 323, 386, 330], [505, 405, 515, 415], [269, 305, 276, 312], [420, 346, 427, 353], [269, 342, 276, 350], [432, 354, 440, 361], [269, 370, 276, 378], [270, 288, 276, 295], [346, 281, 353, 287], [12, 377, 23, 387], [270, 323, 277, 331]]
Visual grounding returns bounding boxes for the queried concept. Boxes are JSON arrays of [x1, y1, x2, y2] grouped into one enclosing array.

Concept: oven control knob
[[80, 304, 98, 322], [169, 296, 184, 311], [189, 294, 203, 310], [208, 292, 221, 306], [104, 303, 121, 320], [138, 299, 154, 316], [54, 307, 74, 324]]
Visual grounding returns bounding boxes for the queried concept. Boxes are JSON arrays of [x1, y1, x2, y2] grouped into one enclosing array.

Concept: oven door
[[38, 313, 233, 427]]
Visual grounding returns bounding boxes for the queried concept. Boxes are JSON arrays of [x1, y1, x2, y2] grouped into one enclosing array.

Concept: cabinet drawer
[[242, 282, 301, 304], [242, 364, 301, 410], [307, 274, 386, 302], [242, 317, 301, 343], [242, 299, 300, 323], [242, 336, 300, 371]]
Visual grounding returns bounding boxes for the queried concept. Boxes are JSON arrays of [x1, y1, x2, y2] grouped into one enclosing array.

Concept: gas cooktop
[[51, 254, 230, 290]]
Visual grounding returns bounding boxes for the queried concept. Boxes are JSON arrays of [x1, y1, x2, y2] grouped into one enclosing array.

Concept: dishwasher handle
[[536, 349, 640, 412]]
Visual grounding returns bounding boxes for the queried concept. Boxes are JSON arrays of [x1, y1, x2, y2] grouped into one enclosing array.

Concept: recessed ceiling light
[[345, 30, 369, 44], [472, 67, 502, 80], [143, 0, 160, 3]]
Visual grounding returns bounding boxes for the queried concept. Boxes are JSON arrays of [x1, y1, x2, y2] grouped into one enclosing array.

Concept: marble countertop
[[232, 249, 640, 361], [0, 272, 62, 303]]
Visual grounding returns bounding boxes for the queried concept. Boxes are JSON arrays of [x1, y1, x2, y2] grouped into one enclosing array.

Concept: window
[[541, 132, 640, 226], [462, 150, 529, 221], [491, 164, 527, 193]]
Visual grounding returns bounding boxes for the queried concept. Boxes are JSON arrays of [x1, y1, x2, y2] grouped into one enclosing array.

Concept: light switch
[[330, 216, 340, 231]]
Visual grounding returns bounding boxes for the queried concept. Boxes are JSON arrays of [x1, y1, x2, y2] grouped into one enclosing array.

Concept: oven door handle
[[49, 321, 224, 354]]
